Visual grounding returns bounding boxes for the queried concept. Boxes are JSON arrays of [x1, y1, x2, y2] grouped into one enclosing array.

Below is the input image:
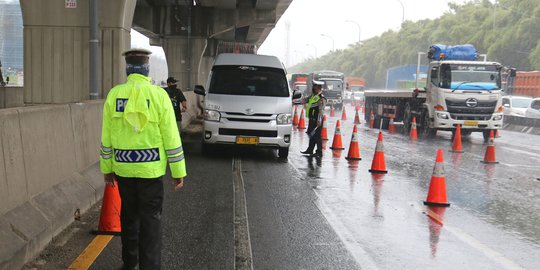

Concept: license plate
[[236, 136, 259, 145], [463, 121, 478, 126]]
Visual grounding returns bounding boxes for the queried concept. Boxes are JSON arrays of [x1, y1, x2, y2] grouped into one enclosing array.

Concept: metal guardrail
[[503, 115, 540, 135]]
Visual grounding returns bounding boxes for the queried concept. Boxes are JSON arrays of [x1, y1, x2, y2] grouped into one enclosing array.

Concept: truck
[[364, 44, 506, 141], [307, 70, 345, 110], [504, 70, 540, 98], [345, 76, 366, 105]]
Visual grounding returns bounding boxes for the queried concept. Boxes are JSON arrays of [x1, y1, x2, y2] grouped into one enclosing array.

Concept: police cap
[[122, 48, 152, 57], [312, 80, 324, 86], [122, 48, 151, 65]]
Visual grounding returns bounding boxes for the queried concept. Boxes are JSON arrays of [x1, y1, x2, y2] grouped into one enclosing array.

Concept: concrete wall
[[0, 86, 24, 109], [0, 91, 200, 269], [0, 101, 104, 270]]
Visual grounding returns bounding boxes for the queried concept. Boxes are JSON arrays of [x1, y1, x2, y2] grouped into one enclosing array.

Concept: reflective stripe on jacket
[[100, 74, 187, 179], [306, 94, 321, 118]]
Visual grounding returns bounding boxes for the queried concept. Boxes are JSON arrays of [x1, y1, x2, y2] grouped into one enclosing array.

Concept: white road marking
[[289, 161, 378, 270], [232, 158, 254, 270]]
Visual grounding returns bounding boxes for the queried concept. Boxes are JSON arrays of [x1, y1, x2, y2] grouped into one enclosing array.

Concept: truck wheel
[[420, 110, 437, 138], [278, 147, 289, 158], [461, 130, 472, 137], [402, 103, 412, 134], [482, 130, 492, 142]]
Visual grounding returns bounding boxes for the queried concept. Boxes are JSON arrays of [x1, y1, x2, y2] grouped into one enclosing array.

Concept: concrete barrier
[[0, 102, 103, 270], [0, 92, 201, 269], [0, 86, 24, 109], [503, 115, 540, 135]]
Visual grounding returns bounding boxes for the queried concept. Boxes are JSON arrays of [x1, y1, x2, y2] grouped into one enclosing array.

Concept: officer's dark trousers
[[306, 119, 323, 155], [116, 176, 164, 270]]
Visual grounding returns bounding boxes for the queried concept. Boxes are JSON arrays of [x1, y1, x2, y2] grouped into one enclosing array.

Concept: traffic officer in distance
[[301, 80, 326, 157], [163, 77, 187, 132], [100, 48, 186, 270]]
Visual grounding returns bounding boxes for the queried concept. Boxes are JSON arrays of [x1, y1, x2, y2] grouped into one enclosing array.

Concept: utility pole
[[89, 0, 100, 99]]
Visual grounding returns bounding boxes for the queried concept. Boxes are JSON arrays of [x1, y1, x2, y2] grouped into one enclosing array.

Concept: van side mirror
[[292, 91, 302, 99], [194, 85, 206, 96]]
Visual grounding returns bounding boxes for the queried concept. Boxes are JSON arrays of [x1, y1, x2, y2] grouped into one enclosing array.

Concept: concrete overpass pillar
[[20, 0, 136, 104], [162, 37, 207, 91]]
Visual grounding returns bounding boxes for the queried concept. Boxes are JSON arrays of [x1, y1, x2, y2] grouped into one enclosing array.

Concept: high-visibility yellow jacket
[[100, 74, 187, 179]]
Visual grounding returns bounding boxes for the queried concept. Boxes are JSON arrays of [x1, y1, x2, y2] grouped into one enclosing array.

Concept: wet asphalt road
[[26, 105, 540, 269]]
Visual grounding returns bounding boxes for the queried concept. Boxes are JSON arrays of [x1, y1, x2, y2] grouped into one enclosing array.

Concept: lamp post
[[395, 0, 405, 25], [321, 34, 335, 51], [306, 43, 318, 58], [345, 20, 361, 43]]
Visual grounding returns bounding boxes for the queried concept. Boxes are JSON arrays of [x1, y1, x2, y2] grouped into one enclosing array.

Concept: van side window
[[532, 100, 540, 110]]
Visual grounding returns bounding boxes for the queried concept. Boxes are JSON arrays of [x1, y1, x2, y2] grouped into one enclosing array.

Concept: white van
[[194, 53, 300, 158]]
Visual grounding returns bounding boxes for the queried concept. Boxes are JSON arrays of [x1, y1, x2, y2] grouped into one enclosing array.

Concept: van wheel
[[278, 147, 289, 158], [201, 142, 212, 155]]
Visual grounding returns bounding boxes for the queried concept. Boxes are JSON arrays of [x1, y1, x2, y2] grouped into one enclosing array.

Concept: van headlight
[[493, 114, 503, 121], [204, 109, 221, 122], [277, 113, 292, 125]]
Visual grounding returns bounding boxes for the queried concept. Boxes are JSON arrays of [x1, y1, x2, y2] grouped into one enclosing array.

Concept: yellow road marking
[[68, 235, 113, 270]]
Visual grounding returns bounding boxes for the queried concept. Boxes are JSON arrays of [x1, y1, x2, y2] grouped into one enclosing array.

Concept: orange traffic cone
[[330, 103, 335, 117], [451, 125, 463, 153], [424, 149, 450, 207], [481, 130, 498, 164], [93, 182, 122, 235], [321, 115, 329, 140], [369, 131, 387, 174], [346, 125, 362, 160], [388, 117, 396, 134], [298, 109, 306, 129], [369, 111, 375, 129], [410, 117, 418, 140], [330, 120, 345, 150], [354, 108, 361, 124], [292, 106, 299, 126], [341, 107, 347, 120]]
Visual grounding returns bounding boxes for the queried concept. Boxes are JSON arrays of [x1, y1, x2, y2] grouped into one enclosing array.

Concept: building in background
[[0, 1, 24, 85]]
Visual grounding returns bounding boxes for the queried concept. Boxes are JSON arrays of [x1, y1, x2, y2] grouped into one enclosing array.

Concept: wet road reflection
[[289, 103, 540, 269]]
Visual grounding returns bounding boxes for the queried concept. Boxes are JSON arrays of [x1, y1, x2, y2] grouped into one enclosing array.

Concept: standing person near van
[[100, 48, 186, 270], [301, 80, 326, 157], [164, 77, 187, 131]]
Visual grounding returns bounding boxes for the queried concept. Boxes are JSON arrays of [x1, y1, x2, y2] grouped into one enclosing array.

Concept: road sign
[[65, 0, 77, 8]]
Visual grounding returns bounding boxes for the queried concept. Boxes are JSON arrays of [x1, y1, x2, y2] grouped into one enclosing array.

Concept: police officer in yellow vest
[[100, 48, 186, 270], [301, 80, 326, 157]]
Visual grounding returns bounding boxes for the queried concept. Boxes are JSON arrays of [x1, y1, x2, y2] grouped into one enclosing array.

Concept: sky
[[258, 0, 468, 67], [131, 0, 471, 66]]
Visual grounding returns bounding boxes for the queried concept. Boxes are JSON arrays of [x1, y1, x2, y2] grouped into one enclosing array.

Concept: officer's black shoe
[[301, 150, 312, 155]]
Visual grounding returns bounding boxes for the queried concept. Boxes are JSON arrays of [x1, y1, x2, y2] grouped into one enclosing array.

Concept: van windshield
[[209, 65, 289, 97]]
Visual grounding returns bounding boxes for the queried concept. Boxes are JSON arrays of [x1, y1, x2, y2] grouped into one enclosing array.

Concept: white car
[[502, 96, 532, 117], [194, 53, 300, 158], [525, 97, 540, 119]]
